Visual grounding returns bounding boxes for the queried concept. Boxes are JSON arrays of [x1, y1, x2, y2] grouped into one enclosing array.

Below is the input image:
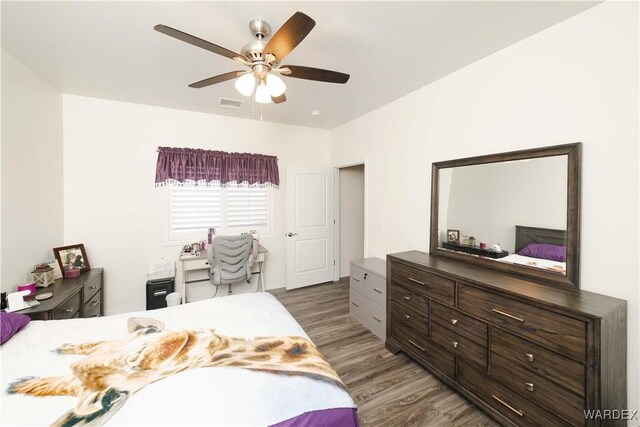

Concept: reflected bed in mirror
[[498, 225, 566, 274], [430, 143, 581, 288]]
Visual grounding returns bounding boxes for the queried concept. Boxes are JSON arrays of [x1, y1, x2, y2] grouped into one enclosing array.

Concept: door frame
[[334, 159, 368, 282]]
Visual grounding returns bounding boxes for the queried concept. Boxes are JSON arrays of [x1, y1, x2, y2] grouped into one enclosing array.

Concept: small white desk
[[180, 244, 268, 304]]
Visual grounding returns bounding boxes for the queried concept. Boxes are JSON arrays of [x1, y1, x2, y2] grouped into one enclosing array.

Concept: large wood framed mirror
[[430, 143, 581, 288]]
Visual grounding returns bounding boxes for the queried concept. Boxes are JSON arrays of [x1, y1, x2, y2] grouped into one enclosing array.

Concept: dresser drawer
[[84, 289, 102, 318], [390, 301, 429, 337], [458, 284, 586, 360], [432, 301, 487, 346], [83, 274, 102, 301], [491, 354, 584, 426], [391, 322, 455, 378], [351, 265, 386, 307], [492, 328, 584, 397], [458, 360, 571, 427], [431, 321, 487, 370], [390, 262, 454, 306], [53, 293, 81, 319], [350, 289, 385, 340], [389, 284, 429, 316]]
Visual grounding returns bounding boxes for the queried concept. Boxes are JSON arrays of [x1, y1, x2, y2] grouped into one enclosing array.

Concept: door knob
[[287, 232, 298, 237]]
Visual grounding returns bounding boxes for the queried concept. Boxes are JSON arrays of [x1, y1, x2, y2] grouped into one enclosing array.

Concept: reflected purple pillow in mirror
[[517, 243, 566, 262]]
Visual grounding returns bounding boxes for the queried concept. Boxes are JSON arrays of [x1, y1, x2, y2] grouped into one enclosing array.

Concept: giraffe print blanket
[[1, 293, 356, 426]]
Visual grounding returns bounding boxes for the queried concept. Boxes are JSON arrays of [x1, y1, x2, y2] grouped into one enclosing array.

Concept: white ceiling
[[1, 1, 597, 129]]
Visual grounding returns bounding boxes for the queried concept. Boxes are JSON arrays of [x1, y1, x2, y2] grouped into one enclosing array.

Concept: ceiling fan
[[154, 12, 350, 105]]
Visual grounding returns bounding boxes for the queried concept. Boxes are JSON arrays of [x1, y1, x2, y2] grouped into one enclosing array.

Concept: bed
[[1, 292, 358, 426], [497, 225, 567, 274]]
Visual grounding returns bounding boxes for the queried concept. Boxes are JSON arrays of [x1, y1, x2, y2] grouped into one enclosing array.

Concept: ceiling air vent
[[218, 98, 243, 109]]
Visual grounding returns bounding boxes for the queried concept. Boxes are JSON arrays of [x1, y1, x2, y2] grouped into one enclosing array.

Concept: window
[[168, 185, 273, 242]]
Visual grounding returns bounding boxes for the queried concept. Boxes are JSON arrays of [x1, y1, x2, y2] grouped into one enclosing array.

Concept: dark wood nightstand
[[21, 268, 104, 320], [441, 242, 509, 259]]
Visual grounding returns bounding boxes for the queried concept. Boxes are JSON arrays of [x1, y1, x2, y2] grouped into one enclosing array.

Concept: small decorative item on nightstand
[[64, 268, 81, 279], [31, 264, 54, 287]]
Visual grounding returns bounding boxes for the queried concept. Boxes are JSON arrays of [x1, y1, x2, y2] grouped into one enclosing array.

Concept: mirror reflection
[[438, 156, 568, 275]]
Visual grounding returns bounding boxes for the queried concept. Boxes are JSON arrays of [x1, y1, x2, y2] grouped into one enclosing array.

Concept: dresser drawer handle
[[403, 296, 410, 301], [64, 307, 74, 314], [525, 353, 534, 362], [492, 308, 524, 322], [451, 341, 458, 349], [89, 285, 97, 290], [373, 288, 383, 294], [404, 314, 411, 320], [491, 395, 524, 417], [89, 299, 100, 307], [408, 340, 426, 352], [351, 301, 360, 308], [352, 278, 360, 282], [451, 319, 458, 326], [525, 382, 535, 392], [408, 277, 425, 286], [373, 315, 382, 323]]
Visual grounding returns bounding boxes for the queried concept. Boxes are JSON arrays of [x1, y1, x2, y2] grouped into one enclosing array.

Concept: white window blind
[[170, 186, 222, 231], [226, 186, 269, 229], [168, 184, 272, 242]]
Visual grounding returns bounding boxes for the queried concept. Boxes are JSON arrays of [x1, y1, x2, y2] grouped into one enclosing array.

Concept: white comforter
[[497, 253, 566, 274], [0, 293, 355, 426]]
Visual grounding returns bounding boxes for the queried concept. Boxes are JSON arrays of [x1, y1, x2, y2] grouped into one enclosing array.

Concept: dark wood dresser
[[386, 252, 626, 426], [22, 269, 104, 320]]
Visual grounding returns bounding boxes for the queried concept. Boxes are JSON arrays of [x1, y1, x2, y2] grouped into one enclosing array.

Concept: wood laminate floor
[[271, 279, 499, 427]]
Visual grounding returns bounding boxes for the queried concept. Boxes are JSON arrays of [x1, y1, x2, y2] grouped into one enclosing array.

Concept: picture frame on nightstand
[[53, 243, 91, 274], [447, 229, 460, 244]]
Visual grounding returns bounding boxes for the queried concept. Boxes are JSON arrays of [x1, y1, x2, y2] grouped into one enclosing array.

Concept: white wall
[[330, 2, 639, 410], [63, 95, 330, 314], [339, 164, 364, 277], [1, 50, 63, 291], [445, 156, 567, 253]]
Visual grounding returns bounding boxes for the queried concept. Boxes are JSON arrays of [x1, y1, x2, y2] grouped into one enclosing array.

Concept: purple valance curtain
[[155, 147, 279, 188]]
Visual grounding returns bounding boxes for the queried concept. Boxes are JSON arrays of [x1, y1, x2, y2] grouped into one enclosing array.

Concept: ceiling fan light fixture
[[266, 73, 286, 97], [155, 12, 349, 108], [235, 73, 256, 96], [255, 80, 272, 104]]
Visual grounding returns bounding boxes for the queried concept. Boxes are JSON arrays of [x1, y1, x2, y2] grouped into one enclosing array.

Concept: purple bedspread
[[271, 408, 359, 427]]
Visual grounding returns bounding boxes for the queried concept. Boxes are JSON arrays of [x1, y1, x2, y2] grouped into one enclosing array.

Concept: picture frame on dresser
[[53, 243, 91, 273]]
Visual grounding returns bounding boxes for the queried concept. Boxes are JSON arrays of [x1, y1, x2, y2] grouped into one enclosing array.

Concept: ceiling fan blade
[[280, 65, 350, 84], [263, 12, 316, 63], [154, 24, 248, 62], [272, 93, 287, 104], [189, 71, 247, 88]]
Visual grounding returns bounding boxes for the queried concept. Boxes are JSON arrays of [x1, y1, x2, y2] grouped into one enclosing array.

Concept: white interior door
[[286, 166, 335, 290]]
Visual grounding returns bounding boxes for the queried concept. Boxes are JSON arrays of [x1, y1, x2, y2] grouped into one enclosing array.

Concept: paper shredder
[[146, 276, 175, 310]]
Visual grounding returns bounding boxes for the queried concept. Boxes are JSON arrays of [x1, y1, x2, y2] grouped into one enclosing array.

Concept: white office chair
[[207, 234, 257, 294]]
